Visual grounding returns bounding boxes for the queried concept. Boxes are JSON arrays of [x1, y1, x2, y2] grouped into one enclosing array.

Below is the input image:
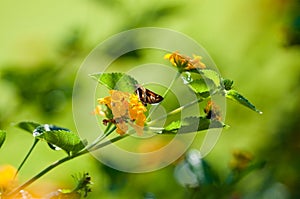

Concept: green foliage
[[0, 130, 6, 149], [91, 67, 261, 135], [16, 122, 86, 155], [2, 49, 262, 198], [16, 121, 41, 134], [35, 130, 86, 156], [199, 69, 222, 88], [187, 79, 211, 97], [92, 71, 228, 134], [2, 1, 288, 198], [90, 73, 138, 93], [181, 71, 219, 98], [181, 69, 221, 88], [58, 28, 85, 57], [1, 63, 73, 116], [226, 90, 262, 114], [163, 120, 181, 131], [163, 117, 225, 134], [180, 63, 262, 115]]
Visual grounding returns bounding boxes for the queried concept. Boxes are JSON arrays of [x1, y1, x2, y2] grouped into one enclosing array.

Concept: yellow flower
[[164, 52, 206, 70], [95, 90, 147, 135], [0, 165, 90, 198], [111, 90, 130, 118], [116, 120, 128, 135], [97, 95, 112, 109], [0, 165, 17, 189]]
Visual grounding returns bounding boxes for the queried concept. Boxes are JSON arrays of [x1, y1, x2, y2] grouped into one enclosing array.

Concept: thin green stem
[[162, 72, 180, 99], [14, 139, 39, 180], [8, 155, 74, 196], [147, 97, 204, 126], [147, 72, 180, 120], [84, 123, 114, 151], [7, 126, 125, 197], [89, 133, 129, 151]]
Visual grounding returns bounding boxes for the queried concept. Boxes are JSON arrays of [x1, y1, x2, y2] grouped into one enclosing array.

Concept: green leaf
[[36, 130, 86, 155], [163, 117, 226, 134], [188, 79, 210, 94], [199, 69, 222, 87], [0, 130, 6, 149], [181, 72, 217, 97], [164, 120, 181, 131], [16, 121, 41, 134], [226, 90, 262, 114], [90, 72, 138, 93], [32, 124, 70, 137]]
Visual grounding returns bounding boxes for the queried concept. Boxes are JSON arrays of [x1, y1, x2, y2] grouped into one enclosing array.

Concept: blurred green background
[[0, 0, 300, 198]]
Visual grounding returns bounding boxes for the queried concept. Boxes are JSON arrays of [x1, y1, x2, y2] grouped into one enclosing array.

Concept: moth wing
[[145, 89, 164, 104], [135, 87, 147, 105]]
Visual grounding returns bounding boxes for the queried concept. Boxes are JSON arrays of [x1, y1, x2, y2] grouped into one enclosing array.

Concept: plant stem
[[148, 89, 220, 127], [147, 97, 204, 126], [9, 155, 74, 196], [84, 123, 114, 151], [89, 133, 129, 151], [147, 72, 180, 120], [14, 139, 39, 180], [7, 127, 126, 197], [162, 72, 181, 98]]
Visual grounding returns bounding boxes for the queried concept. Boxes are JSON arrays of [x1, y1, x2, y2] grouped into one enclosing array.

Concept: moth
[[135, 85, 164, 106]]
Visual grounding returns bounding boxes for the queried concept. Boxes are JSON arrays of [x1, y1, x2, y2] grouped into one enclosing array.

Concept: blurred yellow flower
[[0, 165, 41, 199], [0, 165, 17, 189], [0, 166, 90, 198], [164, 51, 206, 70], [229, 150, 253, 171], [96, 90, 147, 135]]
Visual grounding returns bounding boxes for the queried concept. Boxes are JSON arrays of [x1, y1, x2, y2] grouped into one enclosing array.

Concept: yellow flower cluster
[[164, 51, 206, 70], [96, 90, 147, 135]]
